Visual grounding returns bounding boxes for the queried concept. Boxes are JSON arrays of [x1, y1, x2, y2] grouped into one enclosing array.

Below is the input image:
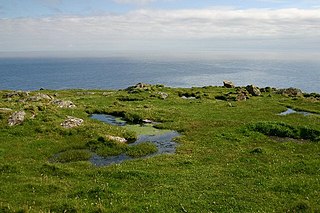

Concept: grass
[[126, 142, 158, 158], [0, 86, 320, 212]]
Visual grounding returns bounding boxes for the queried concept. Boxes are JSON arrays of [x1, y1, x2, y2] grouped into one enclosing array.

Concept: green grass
[[0, 86, 320, 212], [126, 142, 158, 158]]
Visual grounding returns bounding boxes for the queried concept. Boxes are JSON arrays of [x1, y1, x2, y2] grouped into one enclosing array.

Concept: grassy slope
[[0, 86, 319, 212]]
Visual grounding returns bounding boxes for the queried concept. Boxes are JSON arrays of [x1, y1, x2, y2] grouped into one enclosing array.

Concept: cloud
[[0, 8, 319, 52]]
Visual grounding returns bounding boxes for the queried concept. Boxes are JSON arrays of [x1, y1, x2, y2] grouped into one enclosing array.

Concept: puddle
[[89, 114, 179, 166], [278, 108, 312, 116]]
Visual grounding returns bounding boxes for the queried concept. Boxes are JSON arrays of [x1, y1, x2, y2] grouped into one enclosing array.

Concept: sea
[[0, 55, 319, 93]]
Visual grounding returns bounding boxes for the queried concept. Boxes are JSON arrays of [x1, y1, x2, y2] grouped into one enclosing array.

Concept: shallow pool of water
[[278, 108, 312, 116], [89, 114, 180, 166]]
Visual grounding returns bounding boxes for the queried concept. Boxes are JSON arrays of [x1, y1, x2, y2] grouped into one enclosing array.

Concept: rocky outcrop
[[60, 116, 83, 128], [8, 111, 26, 126], [126, 83, 152, 93], [246, 85, 261, 96], [223, 80, 235, 88], [52, 100, 76, 108], [276, 88, 303, 97], [106, 135, 127, 143], [3, 91, 30, 99], [27, 93, 53, 102]]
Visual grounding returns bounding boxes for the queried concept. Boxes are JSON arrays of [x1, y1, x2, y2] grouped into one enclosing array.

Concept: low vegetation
[[0, 84, 320, 212]]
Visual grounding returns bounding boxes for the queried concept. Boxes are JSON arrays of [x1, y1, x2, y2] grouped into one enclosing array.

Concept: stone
[[60, 116, 83, 128], [223, 80, 235, 88], [276, 88, 303, 97], [126, 83, 152, 93], [106, 135, 127, 143], [8, 111, 26, 126], [3, 91, 29, 98], [27, 93, 53, 102], [102, 92, 114, 96], [156, 92, 168, 100], [236, 93, 247, 101], [76, 92, 95, 95], [246, 85, 261, 96], [0, 108, 13, 112], [52, 100, 76, 108]]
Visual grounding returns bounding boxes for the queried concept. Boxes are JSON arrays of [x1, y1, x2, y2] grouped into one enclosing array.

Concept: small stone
[[156, 92, 168, 100], [223, 80, 235, 88], [27, 93, 53, 102], [52, 100, 76, 108], [8, 111, 26, 126], [60, 116, 83, 128], [106, 135, 127, 143]]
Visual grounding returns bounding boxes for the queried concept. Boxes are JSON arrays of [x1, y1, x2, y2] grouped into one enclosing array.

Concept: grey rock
[[246, 85, 261, 96], [156, 92, 168, 100], [3, 91, 30, 98], [52, 100, 76, 108], [276, 88, 303, 97], [126, 83, 152, 93], [60, 116, 83, 128], [0, 108, 13, 112], [223, 80, 235, 88], [106, 135, 127, 143], [8, 111, 26, 126], [27, 93, 53, 102]]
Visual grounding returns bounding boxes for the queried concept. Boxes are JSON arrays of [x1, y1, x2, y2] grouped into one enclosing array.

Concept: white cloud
[[113, 0, 156, 4], [0, 8, 319, 52]]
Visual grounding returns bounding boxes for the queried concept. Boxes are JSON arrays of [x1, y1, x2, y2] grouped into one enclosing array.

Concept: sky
[[0, 0, 320, 57]]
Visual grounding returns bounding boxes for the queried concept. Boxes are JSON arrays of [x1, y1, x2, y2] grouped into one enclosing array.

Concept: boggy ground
[[0, 84, 320, 212]]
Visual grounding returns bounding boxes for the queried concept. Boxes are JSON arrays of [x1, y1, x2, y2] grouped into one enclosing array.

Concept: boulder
[[8, 111, 26, 126], [3, 91, 29, 98], [223, 80, 235, 88], [52, 100, 76, 108], [106, 135, 127, 143], [126, 83, 152, 93], [246, 85, 261, 96], [236, 93, 247, 101], [156, 92, 168, 100], [60, 116, 83, 128], [27, 93, 53, 102], [276, 88, 303, 97]]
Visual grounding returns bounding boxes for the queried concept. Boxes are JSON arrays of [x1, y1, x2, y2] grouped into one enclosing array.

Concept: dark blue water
[[0, 57, 319, 93]]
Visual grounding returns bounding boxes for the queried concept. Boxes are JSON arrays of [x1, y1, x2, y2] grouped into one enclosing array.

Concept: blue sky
[[0, 0, 320, 56]]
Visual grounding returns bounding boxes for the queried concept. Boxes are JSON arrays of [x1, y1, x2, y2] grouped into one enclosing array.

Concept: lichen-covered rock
[[126, 83, 152, 93], [3, 91, 30, 98], [223, 80, 235, 88], [52, 100, 76, 108], [236, 93, 247, 101], [276, 88, 303, 97], [246, 85, 261, 96], [27, 93, 53, 102], [0, 108, 13, 112], [8, 111, 26, 126], [156, 92, 168, 100], [60, 116, 83, 128], [106, 135, 127, 143]]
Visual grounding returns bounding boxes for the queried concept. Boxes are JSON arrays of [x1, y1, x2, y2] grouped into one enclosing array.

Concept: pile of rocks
[[60, 116, 83, 128]]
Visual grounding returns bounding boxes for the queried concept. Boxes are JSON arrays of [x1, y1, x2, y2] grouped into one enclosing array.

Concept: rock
[[126, 83, 152, 93], [76, 92, 95, 95], [3, 91, 29, 98], [60, 116, 83, 128], [102, 92, 114, 96], [27, 93, 53, 102], [8, 111, 26, 126], [236, 93, 247, 101], [0, 108, 13, 112], [246, 85, 261, 96], [156, 92, 168, 100], [106, 135, 127, 143], [276, 88, 303, 97], [223, 80, 235, 88], [52, 100, 76, 108]]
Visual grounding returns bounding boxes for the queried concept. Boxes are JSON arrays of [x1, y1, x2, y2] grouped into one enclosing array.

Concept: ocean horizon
[[1, 55, 319, 93]]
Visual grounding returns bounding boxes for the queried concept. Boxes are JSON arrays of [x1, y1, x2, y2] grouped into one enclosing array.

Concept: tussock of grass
[[54, 149, 92, 163], [126, 142, 158, 158]]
